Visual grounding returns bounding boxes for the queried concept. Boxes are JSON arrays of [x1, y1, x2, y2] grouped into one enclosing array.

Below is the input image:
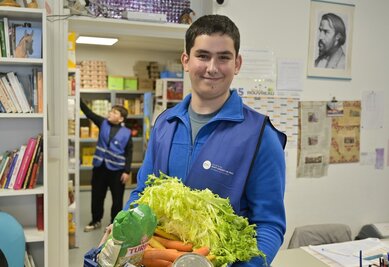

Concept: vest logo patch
[[202, 160, 234, 176], [203, 160, 211, 170]]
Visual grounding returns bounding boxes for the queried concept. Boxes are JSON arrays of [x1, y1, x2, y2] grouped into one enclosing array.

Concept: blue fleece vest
[[152, 108, 283, 213], [93, 120, 131, 171]]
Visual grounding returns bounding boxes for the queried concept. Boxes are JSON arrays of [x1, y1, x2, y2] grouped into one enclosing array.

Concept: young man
[[81, 100, 133, 232], [125, 14, 286, 266]]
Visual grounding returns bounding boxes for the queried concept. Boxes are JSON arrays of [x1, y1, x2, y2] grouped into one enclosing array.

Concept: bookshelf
[[0, 7, 47, 267], [67, 68, 80, 248]]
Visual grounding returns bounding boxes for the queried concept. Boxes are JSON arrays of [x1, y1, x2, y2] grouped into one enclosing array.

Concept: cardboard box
[[124, 77, 138, 90], [138, 78, 154, 90], [108, 76, 124, 90]]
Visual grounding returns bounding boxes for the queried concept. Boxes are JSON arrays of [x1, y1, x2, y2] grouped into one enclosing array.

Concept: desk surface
[[272, 247, 329, 267]]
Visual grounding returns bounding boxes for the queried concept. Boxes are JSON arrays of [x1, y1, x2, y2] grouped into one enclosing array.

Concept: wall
[[213, 0, 389, 248]]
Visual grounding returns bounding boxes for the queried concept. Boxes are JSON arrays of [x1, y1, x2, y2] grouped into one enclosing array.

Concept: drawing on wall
[[307, 0, 355, 79]]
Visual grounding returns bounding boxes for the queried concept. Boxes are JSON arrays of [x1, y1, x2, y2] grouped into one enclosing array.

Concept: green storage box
[[108, 76, 124, 90], [124, 77, 138, 90]]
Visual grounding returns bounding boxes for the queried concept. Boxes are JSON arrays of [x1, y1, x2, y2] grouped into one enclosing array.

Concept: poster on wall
[[297, 101, 332, 178], [307, 0, 355, 79], [329, 101, 361, 163]]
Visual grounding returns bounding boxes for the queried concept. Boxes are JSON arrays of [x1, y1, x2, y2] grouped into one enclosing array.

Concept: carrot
[[153, 236, 193, 252], [143, 248, 184, 262], [154, 227, 180, 241], [141, 257, 172, 267], [193, 246, 210, 256], [149, 237, 166, 249]]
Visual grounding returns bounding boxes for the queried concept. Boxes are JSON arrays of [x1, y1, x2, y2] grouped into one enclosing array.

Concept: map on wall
[[330, 101, 361, 163]]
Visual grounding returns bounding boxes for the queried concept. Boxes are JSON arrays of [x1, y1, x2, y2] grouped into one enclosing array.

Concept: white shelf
[[0, 186, 44, 197], [24, 227, 44, 243], [68, 16, 188, 51], [0, 57, 44, 65]]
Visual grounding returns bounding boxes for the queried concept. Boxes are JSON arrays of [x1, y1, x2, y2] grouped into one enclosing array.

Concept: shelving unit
[[154, 78, 184, 121], [0, 7, 47, 267], [67, 68, 80, 248], [79, 89, 153, 186]]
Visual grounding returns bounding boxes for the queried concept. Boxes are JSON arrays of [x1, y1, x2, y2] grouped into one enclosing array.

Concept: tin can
[[172, 253, 213, 267]]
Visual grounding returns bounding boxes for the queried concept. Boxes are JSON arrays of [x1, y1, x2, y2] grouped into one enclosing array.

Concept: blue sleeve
[[232, 123, 286, 267], [123, 130, 156, 210]]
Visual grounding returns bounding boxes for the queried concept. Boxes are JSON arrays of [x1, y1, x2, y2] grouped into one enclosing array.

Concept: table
[[271, 247, 329, 267]]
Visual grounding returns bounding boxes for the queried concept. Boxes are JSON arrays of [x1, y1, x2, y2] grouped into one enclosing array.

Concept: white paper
[[276, 59, 303, 95], [308, 238, 389, 267], [361, 91, 384, 129]]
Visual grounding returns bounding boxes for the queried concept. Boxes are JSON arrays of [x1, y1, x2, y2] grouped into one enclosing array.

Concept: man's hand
[[121, 172, 130, 184]]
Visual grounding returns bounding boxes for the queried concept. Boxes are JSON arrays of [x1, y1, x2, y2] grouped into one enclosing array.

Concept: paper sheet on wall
[[241, 95, 299, 148], [297, 101, 331, 178], [361, 91, 384, 129], [330, 101, 361, 163], [276, 59, 303, 96]]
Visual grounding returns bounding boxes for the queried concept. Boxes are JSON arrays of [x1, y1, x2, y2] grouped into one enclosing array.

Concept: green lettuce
[[134, 173, 265, 267]]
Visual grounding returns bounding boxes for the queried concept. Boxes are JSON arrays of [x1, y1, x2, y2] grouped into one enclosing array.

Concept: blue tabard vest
[[152, 107, 286, 213], [93, 120, 131, 171]]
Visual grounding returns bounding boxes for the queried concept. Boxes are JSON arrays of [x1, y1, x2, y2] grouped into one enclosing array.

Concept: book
[[14, 26, 42, 59], [24, 250, 31, 267], [0, 77, 17, 112], [0, 75, 22, 113], [7, 72, 31, 113], [0, 151, 15, 188], [2, 17, 11, 58], [37, 71, 43, 113], [17, 73, 34, 111], [28, 152, 43, 189], [36, 194, 44, 230], [28, 139, 43, 189], [4, 151, 18, 189], [14, 137, 37, 190], [0, 151, 11, 186], [7, 145, 26, 189], [23, 134, 42, 189], [0, 20, 6, 57]]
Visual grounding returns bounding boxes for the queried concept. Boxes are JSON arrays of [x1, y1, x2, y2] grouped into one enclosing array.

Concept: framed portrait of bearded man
[[307, 0, 355, 79]]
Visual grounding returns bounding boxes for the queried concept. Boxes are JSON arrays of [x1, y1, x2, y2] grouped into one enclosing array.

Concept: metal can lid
[[172, 253, 213, 267]]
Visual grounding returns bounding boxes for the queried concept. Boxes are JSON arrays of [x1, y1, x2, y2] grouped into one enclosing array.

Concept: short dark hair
[[321, 13, 346, 46], [112, 105, 128, 119], [185, 14, 240, 57]]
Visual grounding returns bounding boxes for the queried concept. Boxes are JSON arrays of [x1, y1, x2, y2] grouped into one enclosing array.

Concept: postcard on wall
[[14, 26, 42, 59], [307, 1, 355, 79]]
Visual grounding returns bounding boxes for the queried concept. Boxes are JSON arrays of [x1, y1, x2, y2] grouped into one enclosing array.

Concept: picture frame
[[307, 1, 355, 79]]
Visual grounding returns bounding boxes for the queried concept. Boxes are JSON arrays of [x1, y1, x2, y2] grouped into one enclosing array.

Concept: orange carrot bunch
[[141, 228, 214, 267]]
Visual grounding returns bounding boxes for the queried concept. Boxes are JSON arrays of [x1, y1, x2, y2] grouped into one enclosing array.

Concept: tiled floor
[[69, 189, 132, 267]]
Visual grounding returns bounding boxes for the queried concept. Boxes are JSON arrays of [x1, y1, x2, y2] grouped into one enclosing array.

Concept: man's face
[[318, 19, 337, 56], [181, 33, 242, 101], [107, 109, 123, 125]]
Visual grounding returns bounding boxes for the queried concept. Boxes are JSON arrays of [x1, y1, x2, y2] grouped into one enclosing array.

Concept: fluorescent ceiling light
[[76, 36, 118, 46]]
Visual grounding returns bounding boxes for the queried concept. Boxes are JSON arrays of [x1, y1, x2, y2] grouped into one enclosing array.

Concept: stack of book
[[0, 70, 43, 113], [0, 134, 43, 190]]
